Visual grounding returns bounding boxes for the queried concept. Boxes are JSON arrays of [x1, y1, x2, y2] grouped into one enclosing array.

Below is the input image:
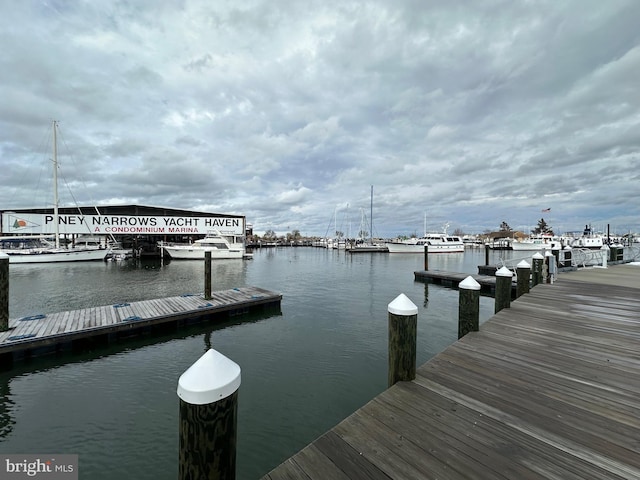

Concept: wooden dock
[[0, 286, 281, 360], [414, 269, 516, 296], [263, 264, 640, 479]]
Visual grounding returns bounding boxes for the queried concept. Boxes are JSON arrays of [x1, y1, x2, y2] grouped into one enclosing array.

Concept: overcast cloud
[[1, 0, 639, 237]]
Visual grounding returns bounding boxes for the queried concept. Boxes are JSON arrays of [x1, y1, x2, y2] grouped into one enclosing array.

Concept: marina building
[[0, 204, 247, 257]]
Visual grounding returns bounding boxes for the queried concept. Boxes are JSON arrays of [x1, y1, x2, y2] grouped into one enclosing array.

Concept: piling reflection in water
[[0, 380, 14, 439]]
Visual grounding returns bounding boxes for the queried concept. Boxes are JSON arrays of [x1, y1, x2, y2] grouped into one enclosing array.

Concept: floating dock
[[414, 269, 517, 296], [0, 286, 281, 362], [263, 264, 640, 479]]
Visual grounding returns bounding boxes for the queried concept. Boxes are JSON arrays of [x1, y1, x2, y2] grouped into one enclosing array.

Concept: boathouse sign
[[2, 213, 244, 236]]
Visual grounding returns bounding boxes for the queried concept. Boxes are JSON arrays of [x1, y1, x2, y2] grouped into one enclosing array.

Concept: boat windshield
[[201, 241, 229, 249]]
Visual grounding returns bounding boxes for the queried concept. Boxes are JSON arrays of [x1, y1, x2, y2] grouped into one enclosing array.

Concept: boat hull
[[163, 246, 244, 260], [511, 236, 564, 251], [7, 248, 109, 264], [385, 243, 464, 253], [510, 242, 552, 251]]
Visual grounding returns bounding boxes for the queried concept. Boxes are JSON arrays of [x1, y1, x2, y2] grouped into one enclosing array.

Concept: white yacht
[[160, 231, 248, 260], [511, 234, 564, 251], [386, 232, 464, 253]]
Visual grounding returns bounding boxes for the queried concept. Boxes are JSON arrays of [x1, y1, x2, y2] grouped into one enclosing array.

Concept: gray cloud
[[1, 0, 639, 237]]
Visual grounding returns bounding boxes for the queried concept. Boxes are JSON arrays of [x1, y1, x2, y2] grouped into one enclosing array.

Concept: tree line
[[496, 218, 553, 235]]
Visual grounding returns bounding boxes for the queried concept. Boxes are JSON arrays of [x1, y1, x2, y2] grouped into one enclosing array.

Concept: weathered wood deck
[[263, 264, 640, 479], [414, 269, 517, 296], [0, 286, 281, 359]]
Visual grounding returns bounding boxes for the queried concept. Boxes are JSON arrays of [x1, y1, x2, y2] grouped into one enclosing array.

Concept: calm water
[[0, 247, 511, 479]]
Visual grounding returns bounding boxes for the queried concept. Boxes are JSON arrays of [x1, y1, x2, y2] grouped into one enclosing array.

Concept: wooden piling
[[531, 252, 544, 286], [388, 294, 418, 388], [562, 246, 572, 268], [423, 244, 429, 271], [601, 245, 609, 268], [178, 349, 241, 480], [0, 253, 8, 332], [551, 246, 561, 270], [204, 251, 212, 300], [494, 266, 513, 313], [458, 276, 480, 339], [544, 251, 556, 284], [516, 260, 531, 297], [484, 244, 490, 265]]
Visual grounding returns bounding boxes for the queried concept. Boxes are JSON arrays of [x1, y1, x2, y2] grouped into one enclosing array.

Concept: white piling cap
[[388, 293, 418, 315], [0, 252, 8, 259], [459, 276, 481, 290], [544, 251, 554, 257], [600, 244, 610, 250], [496, 266, 513, 277], [532, 252, 544, 259], [177, 349, 241, 405], [517, 260, 531, 268]]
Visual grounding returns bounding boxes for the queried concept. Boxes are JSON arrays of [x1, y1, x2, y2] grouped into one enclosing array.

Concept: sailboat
[[0, 121, 110, 263], [347, 186, 388, 253]]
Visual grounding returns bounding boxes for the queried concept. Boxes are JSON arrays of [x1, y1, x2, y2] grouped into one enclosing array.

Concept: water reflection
[[0, 379, 14, 439]]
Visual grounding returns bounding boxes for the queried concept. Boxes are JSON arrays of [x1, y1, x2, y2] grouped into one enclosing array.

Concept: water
[[0, 247, 508, 479]]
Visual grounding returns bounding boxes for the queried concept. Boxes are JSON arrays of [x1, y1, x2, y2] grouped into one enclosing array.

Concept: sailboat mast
[[53, 120, 60, 248], [370, 185, 373, 243]]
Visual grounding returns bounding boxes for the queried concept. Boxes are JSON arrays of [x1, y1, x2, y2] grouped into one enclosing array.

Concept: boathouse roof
[[1, 204, 243, 218]]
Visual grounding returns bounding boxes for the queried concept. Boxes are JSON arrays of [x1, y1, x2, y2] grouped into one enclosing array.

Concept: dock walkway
[[0, 286, 281, 359], [263, 264, 640, 479], [414, 269, 508, 295]]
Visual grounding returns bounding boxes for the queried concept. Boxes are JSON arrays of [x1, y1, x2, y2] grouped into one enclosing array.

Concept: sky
[[1, 0, 639, 238]]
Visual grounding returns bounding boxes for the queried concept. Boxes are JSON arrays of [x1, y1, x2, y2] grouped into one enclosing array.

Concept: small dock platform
[[414, 269, 516, 296], [263, 265, 640, 479], [0, 286, 281, 361]]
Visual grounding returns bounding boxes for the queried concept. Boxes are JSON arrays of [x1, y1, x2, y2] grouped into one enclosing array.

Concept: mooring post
[[458, 276, 480, 339], [178, 348, 240, 480], [484, 244, 490, 265], [0, 253, 8, 332], [600, 244, 609, 268], [544, 251, 557, 284], [423, 244, 429, 271], [562, 246, 572, 268], [531, 252, 544, 286], [388, 293, 418, 388], [516, 260, 531, 297], [204, 251, 212, 300], [494, 266, 513, 314], [551, 245, 560, 270]]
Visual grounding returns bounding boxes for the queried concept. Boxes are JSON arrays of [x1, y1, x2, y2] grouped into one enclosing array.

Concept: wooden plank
[[334, 408, 463, 480], [265, 265, 640, 479], [376, 381, 614, 480], [0, 286, 281, 356]]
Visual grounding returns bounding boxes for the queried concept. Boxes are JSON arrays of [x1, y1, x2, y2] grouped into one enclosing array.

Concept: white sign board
[[2, 213, 245, 236]]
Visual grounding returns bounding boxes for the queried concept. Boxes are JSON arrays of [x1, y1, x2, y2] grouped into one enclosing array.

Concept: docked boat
[[0, 121, 110, 264], [160, 230, 249, 260], [0, 235, 109, 263], [385, 229, 465, 253], [511, 234, 564, 251], [570, 225, 606, 249]]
